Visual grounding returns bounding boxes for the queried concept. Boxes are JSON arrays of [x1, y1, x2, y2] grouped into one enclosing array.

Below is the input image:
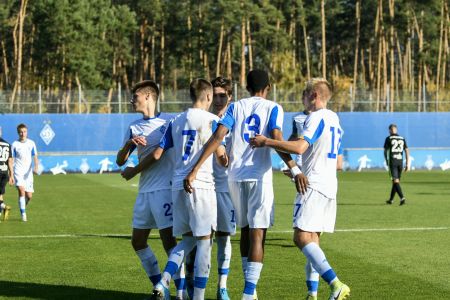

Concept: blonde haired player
[[250, 78, 350, 300]]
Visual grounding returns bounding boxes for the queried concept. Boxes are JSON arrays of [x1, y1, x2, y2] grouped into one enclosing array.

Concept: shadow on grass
[[338, 203, 385, 206], [0, 280, 150, 300]]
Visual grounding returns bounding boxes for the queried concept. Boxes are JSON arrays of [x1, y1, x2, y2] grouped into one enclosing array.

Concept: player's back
[[0, 138, 11, 173], [169, 108, 219, 190], [12, 139, 37, 176], [384, 134, 407, 163], [302, 109, 342, 198], [220, 96, 283, 183], [126, 113, 174, 192]]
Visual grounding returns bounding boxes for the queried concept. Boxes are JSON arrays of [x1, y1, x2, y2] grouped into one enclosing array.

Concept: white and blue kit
[[122, 113, 174, 230], [293, 108, 343, 233], [12, 139, 37, 192], [219, 96, 284, 228], [291, 111, 309, 168], [160, 108, 219, 237], [212, 120, 236, 234]]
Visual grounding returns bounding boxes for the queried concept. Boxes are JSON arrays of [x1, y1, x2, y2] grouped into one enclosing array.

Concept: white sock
[[241, 256, 248, 276], [243, 262, 263, 298], [136, 247, 161, 286], [19, 196, 26, 215], [161, 236, 196, 288], [173, 261, 186, 298], [305, 259, 319, 296], [193, 239, 212, 300], [302, 242, 338, 285], [216, 235, 231, 289]]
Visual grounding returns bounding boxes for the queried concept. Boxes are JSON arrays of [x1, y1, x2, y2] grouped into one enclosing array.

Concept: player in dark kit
[[384, 124, 409, 206], [0, 127, 14, 221]]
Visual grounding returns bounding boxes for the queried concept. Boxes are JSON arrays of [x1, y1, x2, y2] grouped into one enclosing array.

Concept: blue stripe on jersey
[[159, 121, 174, 150], [31, 147, 35, 156], [212, 120, 226, 146], [338, 143, 343, 155], [292, 118, 298, 136], [219, 103, 235, 131], [268, 105, 281, 132], [304, 118, 325, 146], [13, 148, 17, 158]]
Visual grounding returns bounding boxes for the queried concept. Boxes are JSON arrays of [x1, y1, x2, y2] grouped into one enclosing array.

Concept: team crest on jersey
[[40, 123, 55, 145]]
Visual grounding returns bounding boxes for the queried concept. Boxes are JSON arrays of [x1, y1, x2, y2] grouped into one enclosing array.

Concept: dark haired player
[[0, 126, 14, 221]]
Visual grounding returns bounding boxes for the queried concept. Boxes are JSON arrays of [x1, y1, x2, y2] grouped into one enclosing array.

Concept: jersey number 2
[[327, 126, 342, 159]]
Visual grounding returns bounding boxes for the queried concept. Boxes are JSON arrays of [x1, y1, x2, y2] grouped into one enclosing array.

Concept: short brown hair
[[131, 80, 159, 102], [17, 123, 27, 132], [211, 76, 232, 96], [189, 78, 213, 102]]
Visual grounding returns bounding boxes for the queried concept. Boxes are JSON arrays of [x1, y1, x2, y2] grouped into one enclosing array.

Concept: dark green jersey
[[384, 134, 408, 164]]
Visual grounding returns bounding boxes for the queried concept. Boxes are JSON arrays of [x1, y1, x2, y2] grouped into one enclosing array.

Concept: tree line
[[0, 0, 449, 112]]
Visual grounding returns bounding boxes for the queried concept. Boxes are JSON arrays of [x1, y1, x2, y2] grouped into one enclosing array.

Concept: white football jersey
[[302, 109, 343, 199], [219, 96, 284, 183], [122, 113, 174, 192], [12, 139, 37, 177], [160, 108, 219, 190], [291, 111, 309, 168]]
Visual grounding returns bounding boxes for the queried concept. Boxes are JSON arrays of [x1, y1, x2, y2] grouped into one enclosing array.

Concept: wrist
[[290, 166, 302, 177]]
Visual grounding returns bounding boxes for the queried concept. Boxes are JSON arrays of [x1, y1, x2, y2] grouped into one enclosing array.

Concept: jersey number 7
[[182, 130, 197, 161]]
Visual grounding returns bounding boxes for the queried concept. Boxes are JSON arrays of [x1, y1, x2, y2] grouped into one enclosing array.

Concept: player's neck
[[19, 138, 27, 142], [192, 101, 208, 110]]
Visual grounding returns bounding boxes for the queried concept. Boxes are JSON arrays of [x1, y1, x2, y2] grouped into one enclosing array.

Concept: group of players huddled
[[117, 69, 350, 300]]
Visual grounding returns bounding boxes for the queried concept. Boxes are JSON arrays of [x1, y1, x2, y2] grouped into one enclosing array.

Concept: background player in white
[[184, 70, 304, 300], [122, 79, 227, 300], [0, 126, 14, 221], [116, 80, 186, 299], [250, 78, 350, 300], [12, 123, 38, 222]]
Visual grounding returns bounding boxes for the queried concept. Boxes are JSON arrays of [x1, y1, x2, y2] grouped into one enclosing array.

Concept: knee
[[131, 237, 147, 251]]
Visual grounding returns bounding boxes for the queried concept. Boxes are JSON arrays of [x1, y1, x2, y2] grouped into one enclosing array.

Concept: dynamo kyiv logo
[[40, 124, 55, 145]]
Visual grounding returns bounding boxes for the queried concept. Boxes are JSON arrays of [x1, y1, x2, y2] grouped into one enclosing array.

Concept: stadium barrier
[[1, 112, 449, 173]]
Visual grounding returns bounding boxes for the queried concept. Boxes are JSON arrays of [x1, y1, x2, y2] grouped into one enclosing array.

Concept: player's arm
[[121, 146, 165, 181], [116, 131, 146, 166], [184, 125, 229, 193], [32, 144, 38, 174], [215, 144, 228, 167], [8, 150, 14, 185], [383, 137, 389, 164], [404, 141, 410, 171], [271, 129, 308, 194], [251, 135, 309, 155]]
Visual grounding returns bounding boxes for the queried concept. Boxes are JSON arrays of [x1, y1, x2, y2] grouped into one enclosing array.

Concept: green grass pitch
[[0, 171, 449, 299]]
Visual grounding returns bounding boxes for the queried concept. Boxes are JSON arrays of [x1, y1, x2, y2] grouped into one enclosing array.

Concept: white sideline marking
[[0, 227, 448, 239]]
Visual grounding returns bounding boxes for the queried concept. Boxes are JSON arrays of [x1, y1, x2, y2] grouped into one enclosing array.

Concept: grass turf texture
[[0, 171, 449, 299]]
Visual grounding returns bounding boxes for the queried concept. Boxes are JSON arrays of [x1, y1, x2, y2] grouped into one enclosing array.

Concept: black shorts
[[0, 172, 8, 195], [389, 163, 403, 180]]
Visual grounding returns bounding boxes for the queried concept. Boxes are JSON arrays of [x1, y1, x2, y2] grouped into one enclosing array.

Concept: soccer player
[[116, 80, 186, 299], [11, 123, 38, 222], [0, 126, 14, 222], [250, 78, 350, 300], [184, 70, 303, 300], [384, 124, 409, 205], [122, 78, 227, 300]]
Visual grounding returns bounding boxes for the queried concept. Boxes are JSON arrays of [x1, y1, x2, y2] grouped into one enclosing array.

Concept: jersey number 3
[[327, 126, 342, 159], [243, 114, 261, 143]]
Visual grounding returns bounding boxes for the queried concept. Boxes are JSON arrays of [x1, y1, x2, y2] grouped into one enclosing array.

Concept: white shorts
[[228, 181, 274, 229], [293, 188, 336, 233], [172, 188, 217, 237], [14, 173, 34, 193], [216, 191, 236, 234], [132, 189, 173, 230]]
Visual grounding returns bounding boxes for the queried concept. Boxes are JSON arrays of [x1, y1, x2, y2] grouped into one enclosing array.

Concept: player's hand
[[294, 173, 309, 195], [33, 167, 38, 175], [121, 167, 137, 180], [8, 176, 14, 185], [249, 134, 267, 148], [404, 164, 409, 172], [183, 171, 196, 194], [282, 169, 293, 179], [129, 136, 147, 147]]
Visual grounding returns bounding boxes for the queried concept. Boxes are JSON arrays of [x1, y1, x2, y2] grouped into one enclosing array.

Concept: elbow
[[116, 159, 125, 167], [152, 151, 162, 161]]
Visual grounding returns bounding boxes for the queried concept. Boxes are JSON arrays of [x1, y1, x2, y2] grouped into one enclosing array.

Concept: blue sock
[[302, 242, 338, 285], [243, 262, 263, 298]]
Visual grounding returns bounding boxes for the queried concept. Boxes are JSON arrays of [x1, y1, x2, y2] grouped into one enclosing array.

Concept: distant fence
[[2, 84, 450, 113], [0, 112, 449, 173]]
